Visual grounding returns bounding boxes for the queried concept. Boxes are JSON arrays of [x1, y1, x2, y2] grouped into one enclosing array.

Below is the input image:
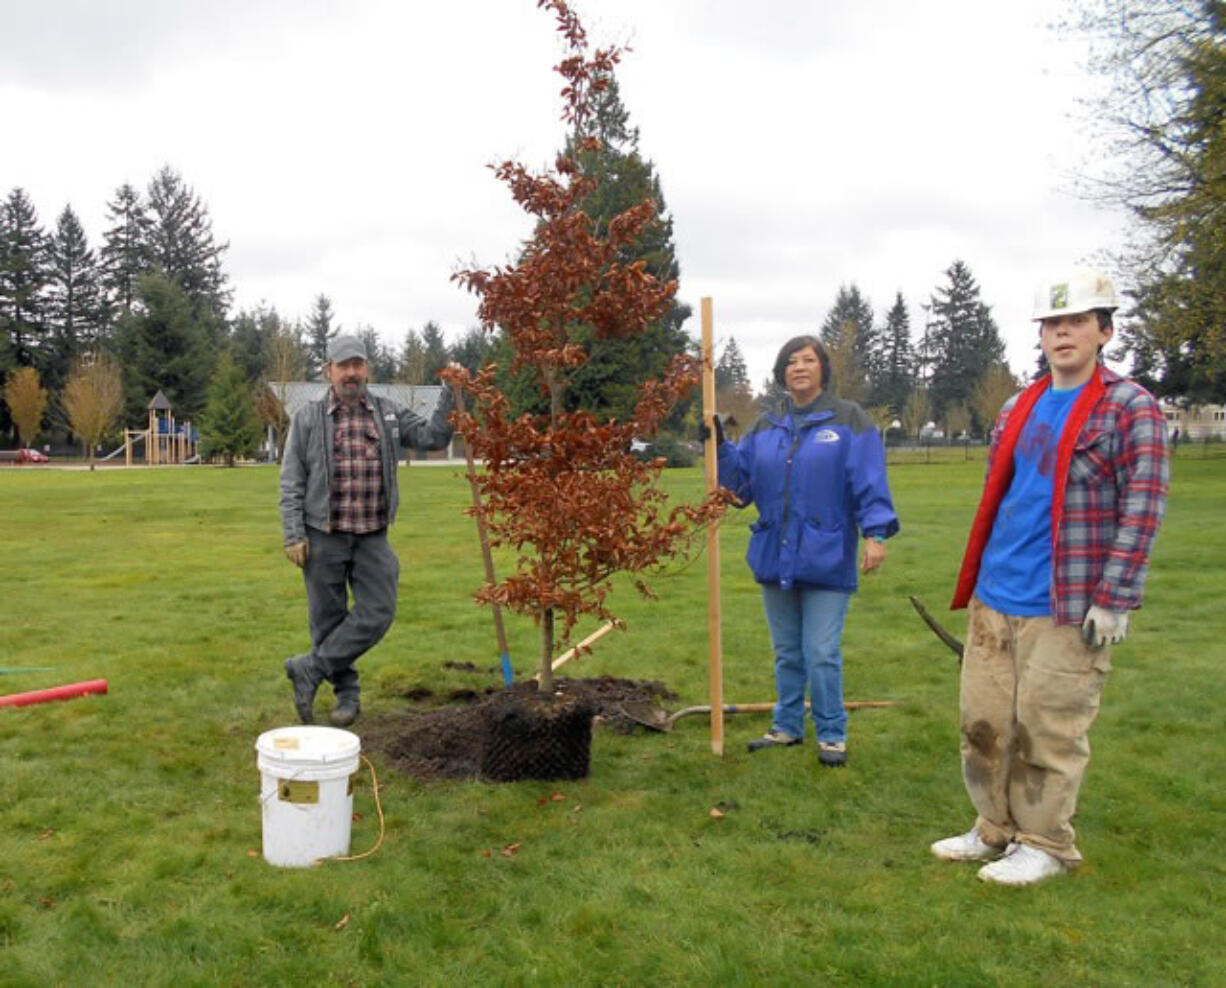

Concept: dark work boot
[[330, 695, 361, 728], [284, 654, 323, 724]]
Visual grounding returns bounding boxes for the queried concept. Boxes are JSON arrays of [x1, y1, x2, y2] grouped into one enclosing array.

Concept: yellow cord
[[334, 755, 385, 862]]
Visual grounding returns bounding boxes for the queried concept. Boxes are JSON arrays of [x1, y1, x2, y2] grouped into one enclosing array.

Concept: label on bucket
[[274, 737, 301, 751], [279, 780, 320, 804]]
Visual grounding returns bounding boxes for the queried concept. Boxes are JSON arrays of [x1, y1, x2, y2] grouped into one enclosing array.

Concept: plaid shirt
[[329, 392, 387, 534], [953, 366, 1168, 625]]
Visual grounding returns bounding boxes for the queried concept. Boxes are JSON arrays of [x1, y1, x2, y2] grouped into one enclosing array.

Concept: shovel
[[618, 699, 897, 733]]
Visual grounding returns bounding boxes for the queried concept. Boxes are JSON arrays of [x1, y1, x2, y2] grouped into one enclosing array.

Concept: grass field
[[1, 458, 1223, 985]]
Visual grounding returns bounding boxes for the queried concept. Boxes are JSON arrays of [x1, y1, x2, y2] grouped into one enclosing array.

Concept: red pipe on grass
[[0, 679, 108, 708]]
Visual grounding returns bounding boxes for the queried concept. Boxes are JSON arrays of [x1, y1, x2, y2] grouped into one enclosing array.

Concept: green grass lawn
[[1, 458, 1223, 985]]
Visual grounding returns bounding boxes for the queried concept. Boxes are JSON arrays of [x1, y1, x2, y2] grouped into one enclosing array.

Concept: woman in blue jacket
[[716, 336, 899, 765]]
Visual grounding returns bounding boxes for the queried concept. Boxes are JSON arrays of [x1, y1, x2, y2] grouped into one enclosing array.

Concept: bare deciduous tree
[[971, 364, 1021, 436]]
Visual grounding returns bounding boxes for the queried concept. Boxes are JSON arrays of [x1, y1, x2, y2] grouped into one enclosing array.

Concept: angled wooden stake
[[701, 297, 724, 756], [452, 383, 513, 686]]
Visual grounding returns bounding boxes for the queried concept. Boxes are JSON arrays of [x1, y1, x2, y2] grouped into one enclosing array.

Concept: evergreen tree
[[820, 284, 878, 401], [228, 305, 292, 383], [304, 294, 336, 380], [199, 351, 260, 466], [926, 260, 1006, 426], [45, 205, 107, 391], [396, 327, 426, 384], [877, 292, 915, 414], [99, 183, 152, 318], [145, 166, 230, 323], [0, 188, 51, 372], [714, 336, 750, 391], [448, 326, 493, 374], [554, 75, 693, 422], [355, 325, 395, 382], [421, 320, 448, 382], [116, 272, 215, 424]]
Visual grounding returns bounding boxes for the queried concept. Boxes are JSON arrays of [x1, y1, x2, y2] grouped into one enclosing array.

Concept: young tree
[[926, 260, 1006, 418], [877, 292, 915, 414], [257, 323, 305, 462], [944, 402, 971, 442], [971, 363, 1021, 435], [99, 183, 152, 319], [902, 386, 932, 441], [4, 366, 48, 447], [304, 294, 336, 380], [62, 352, 123, 469], [45, 205, 107, 389], [199, 351, 260, 466], [445, 0, 726, 691]]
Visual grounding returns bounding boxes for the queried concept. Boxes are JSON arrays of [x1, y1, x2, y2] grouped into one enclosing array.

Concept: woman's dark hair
[[773, 335, 832, 389]]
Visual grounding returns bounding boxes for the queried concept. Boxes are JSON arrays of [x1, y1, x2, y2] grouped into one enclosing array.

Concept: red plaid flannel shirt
[[329, 392, 387, 534], [953, 366, 1168, 625]]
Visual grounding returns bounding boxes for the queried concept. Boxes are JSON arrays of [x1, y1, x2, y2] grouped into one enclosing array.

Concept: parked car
[[17, 448, 48, 463]]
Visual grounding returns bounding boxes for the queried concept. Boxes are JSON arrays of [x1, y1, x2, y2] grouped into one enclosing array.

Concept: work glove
[[697, 415, 726, 445], [284, 541, 309, 568], [1081, 604, 1129, 648]]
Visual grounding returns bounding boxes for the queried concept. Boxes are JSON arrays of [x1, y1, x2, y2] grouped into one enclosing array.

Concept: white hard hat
[[1031, 268, 1119, 321]]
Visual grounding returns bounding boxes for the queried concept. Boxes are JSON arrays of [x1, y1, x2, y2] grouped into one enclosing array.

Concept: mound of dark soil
[[360, 675, 677, 783]]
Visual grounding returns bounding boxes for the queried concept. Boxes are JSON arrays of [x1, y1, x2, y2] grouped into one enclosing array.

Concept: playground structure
[[123, 390, 198, 466]]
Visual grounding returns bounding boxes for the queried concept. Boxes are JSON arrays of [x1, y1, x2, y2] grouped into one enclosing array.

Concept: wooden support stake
[[701, 296, 724, 756], [452, 383, 513, 686], [534, 620, 619, 680]]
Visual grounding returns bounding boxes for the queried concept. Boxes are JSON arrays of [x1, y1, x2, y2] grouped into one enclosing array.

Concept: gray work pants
[[302, 526, 399, 699]]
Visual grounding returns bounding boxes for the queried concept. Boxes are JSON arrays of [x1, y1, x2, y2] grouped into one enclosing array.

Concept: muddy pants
[[302, 526, 399, 700], [959, 596, 1112, 865]]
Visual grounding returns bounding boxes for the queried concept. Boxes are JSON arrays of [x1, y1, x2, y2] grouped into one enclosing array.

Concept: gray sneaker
[[747, 729, 802, 752], [818, 740, 847, 767], [284, 654, 322, 724]]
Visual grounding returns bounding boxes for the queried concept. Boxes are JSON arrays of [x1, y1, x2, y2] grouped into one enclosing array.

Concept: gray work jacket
[[279, 388, 454, 546]]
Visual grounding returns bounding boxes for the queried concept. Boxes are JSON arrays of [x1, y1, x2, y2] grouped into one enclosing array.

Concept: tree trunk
[[539, 607, 554, 693]]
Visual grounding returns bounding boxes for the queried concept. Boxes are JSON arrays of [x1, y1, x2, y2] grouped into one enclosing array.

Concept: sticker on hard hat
[[1050, 284, 1069, 309]]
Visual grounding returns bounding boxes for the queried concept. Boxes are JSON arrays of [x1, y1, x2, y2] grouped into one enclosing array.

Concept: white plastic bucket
[[255, 725, 361, 868]]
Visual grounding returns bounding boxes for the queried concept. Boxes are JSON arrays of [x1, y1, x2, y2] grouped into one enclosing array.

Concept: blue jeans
[[761, 583, 851, 743]]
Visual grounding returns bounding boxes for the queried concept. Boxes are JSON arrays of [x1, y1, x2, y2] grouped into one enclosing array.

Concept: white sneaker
[[930, 826, 1005, 862], [977, 842, 1067, 886]]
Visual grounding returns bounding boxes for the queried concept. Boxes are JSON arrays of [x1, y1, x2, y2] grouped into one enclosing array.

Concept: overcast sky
[[1, 0, 1125, 387]]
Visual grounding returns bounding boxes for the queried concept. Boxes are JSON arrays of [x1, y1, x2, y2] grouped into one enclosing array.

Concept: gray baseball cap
[[326, 334, 367, 363]]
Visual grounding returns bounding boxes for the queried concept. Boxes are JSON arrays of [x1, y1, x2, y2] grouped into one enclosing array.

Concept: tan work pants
[[959, 596, 1112, 865]]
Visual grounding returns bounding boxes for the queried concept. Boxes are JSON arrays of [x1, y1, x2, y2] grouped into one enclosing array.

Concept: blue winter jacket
[[717, 393, 900, 592]]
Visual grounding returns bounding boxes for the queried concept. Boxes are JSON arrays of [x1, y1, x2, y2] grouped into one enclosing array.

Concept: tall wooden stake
[[452, 383, 513, 686], [701, 297, 724, 756]]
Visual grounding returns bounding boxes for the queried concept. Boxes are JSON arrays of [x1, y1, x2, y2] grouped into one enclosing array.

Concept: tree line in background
[[20, 7, 1220, 463]]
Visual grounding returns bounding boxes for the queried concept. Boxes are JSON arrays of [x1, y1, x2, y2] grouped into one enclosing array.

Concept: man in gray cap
[[279, 333, 458, 726]]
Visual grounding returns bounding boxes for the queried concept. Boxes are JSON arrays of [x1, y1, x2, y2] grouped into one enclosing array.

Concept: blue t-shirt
[[976, 383, 1084, 616]]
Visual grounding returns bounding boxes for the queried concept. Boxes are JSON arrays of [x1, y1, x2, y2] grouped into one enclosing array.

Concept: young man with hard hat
[[932, 268, 1169, 885]]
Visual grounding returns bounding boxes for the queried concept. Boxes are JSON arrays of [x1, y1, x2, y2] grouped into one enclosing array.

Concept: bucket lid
[[255, 725, 360, 765]]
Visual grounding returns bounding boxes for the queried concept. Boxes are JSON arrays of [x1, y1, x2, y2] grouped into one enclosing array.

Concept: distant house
[[266, 383, 455, 460], [1158, 399, 1226, 441]]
